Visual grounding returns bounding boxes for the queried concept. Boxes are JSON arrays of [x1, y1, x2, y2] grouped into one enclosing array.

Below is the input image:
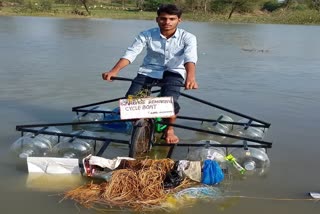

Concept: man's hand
[[102, 58, 130, 82], [102, 71, 118, 82], [184, 62, 198, 90], [185, 78, 198, 90]]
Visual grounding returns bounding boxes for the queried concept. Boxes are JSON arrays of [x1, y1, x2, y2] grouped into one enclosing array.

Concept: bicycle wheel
[[129, 119, 154, 158]]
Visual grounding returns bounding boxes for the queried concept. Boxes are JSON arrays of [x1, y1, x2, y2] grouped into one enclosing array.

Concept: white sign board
[[119, 96, 174, 120]]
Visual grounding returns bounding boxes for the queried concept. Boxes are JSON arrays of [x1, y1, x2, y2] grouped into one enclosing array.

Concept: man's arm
[[184, 62, 198, 90], [183, 32, 198, 90], [102, 32, 147, 82], [102, 58, 130, 81]]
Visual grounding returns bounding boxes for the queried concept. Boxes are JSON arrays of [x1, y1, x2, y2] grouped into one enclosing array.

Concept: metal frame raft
[[16, 78, 272, 158]]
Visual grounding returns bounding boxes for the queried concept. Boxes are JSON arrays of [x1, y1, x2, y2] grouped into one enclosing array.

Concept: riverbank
[[1, 6, 320, 25]]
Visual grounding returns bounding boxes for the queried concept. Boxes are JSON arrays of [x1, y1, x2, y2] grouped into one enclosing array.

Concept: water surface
[[1, 16, 320, 213]]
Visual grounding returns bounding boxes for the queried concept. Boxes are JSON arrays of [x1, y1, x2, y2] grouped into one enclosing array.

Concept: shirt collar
[[159, 28, 180, 39]]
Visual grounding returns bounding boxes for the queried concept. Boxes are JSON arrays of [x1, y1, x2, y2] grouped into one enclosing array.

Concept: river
[[0, 16, 319, 213]]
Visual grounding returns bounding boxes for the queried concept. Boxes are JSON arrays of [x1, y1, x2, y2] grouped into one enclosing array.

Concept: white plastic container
[[187, 140, 226, 169], [73, 106, 111, 123], [51, 130, 98, 158], [233, 118, 267, 140], [11, 127, 62, 158], [201, 114, 234, 134], [229, 147, 270, 175], [231, 140, 267, 152]]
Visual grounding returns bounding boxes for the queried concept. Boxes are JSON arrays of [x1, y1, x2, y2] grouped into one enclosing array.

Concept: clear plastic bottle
[[27, 126, 62, 145], [233, 118, 267, 140], [229, 147, 270, 175], [187, 140, 226, 169], [201, 115, 234, 134], [51, 130, 97, 158], [73, 106, 111, 130], [10, 127, 62, 158], [231, 140, 267, 152]]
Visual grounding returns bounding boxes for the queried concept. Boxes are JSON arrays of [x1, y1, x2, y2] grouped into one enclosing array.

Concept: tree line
[[1, 0, 320, 18]]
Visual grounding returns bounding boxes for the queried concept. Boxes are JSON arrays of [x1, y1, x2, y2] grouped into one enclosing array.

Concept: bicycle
[[110, 76, 185, 159]]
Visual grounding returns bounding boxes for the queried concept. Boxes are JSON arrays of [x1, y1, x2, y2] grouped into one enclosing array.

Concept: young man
[[102, 4, 198, 144]]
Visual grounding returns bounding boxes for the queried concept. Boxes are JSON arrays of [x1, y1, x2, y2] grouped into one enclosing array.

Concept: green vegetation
[[0, 0, 320, 24]]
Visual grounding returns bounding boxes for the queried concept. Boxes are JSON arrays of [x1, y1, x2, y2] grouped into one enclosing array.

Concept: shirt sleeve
[[121, 32, 147, 63], [183, 34, 198, 64]]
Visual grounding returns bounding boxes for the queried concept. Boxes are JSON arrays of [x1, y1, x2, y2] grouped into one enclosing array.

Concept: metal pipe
[[158, 121, 273, 146], [177, 115, 268, 128], [180, 92, 271, 127]]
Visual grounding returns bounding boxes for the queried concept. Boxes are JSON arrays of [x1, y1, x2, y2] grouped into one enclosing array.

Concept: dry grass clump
[[63, 158, 191, 211]]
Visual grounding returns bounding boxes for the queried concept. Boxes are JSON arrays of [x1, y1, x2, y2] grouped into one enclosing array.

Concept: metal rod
[[72, 96, 125, 111], [16, 119, 134, 129], [166, 145, 176, 158], [15, 128, 129, 145], [154, 143, 270, 148], [96, 140, 111, 156], [177, 115, 268, 128], [158, 121, 272, 146], [180, 92, 271, 127], [74, 109, 117, 114]]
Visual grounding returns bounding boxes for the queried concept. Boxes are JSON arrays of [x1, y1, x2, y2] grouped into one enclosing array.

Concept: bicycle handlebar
[[110, 76, 185, 88], [110, 76, 133, 82]]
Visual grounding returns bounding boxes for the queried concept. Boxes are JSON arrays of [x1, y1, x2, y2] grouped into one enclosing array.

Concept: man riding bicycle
[[102, 4, 198, 144]]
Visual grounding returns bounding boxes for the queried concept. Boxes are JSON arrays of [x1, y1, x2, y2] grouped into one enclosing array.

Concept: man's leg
[[160, 71, 184, 144], [125, 74, 155, 97], [164, 115, 179, 144]]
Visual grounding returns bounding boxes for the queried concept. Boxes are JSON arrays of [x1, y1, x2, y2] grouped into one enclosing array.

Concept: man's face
[[156, 13, 181, 32]]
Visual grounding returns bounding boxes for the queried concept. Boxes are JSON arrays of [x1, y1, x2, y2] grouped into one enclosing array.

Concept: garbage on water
[[309, 192, 320, 199], [83, 155, 134, 180], [225, 154, 246, 174], [63, 158, 177, 211], [174, 186, 222, 199], [187, 140, 227, 169], [164, 161, 184, 189], [176, 160, 202, 182], [201, 160, 224, 185], [63, 157, 227, 211]]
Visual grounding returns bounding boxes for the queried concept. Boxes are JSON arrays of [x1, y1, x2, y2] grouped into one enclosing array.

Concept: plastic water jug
[[73, 106, 111, 131], [11, 127, 62, 158], [229, 147, 270, 175], [233, 118, 267, 140], [187, 140, 226, 169], [201, 114, 234, 134], [51, 130, 97, 158], [73, 106, 110, 123], [101, 107, 132, 133], [231, 140, 267, 152]]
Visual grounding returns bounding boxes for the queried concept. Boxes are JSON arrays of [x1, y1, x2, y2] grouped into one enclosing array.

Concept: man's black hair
[[157, 4, 182, 18]]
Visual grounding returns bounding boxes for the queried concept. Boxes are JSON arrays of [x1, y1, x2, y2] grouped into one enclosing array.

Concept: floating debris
[[62, 159, 197, 211], [241, 48, 269, 53], [309, 192, 320, 199], [174, 186, 222, 199]]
